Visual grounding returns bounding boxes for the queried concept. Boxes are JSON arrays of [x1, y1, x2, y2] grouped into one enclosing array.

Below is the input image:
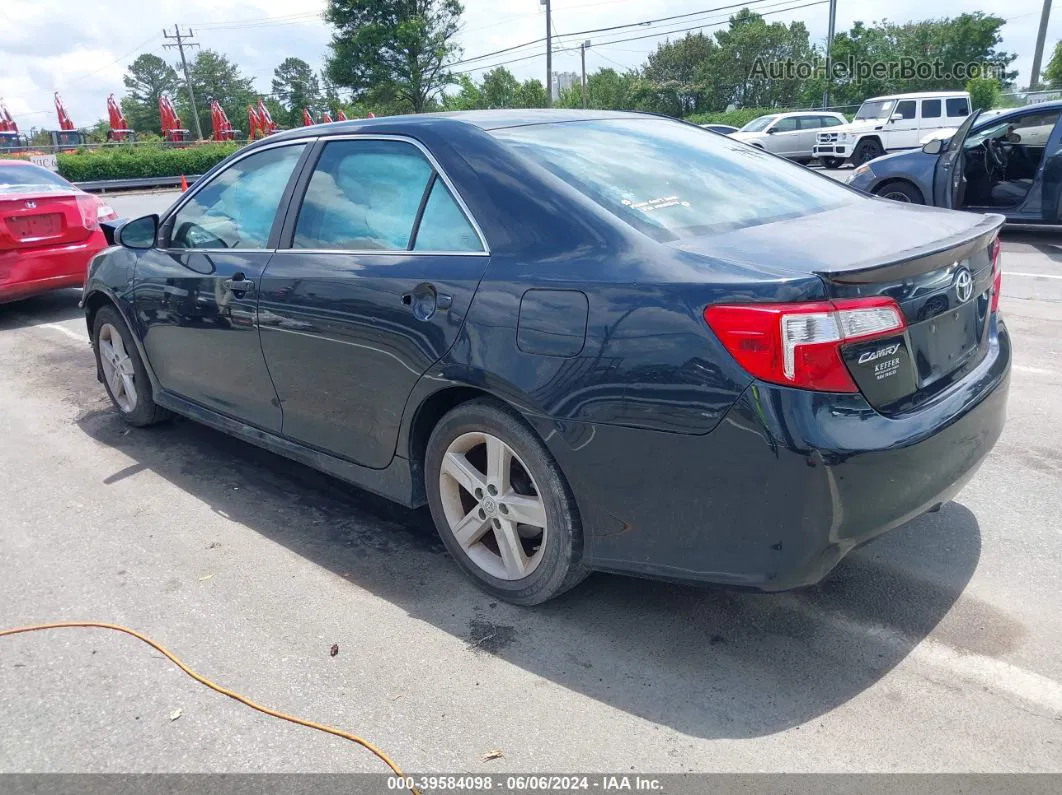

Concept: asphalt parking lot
[[1, 188, 1061, 776]]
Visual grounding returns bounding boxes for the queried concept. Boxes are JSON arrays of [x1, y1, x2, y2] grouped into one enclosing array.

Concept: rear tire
[[92, 305, 169, 427], [852, 139, 884, 167], [874, 181, 924, 204], [425, 399, 588, 605]]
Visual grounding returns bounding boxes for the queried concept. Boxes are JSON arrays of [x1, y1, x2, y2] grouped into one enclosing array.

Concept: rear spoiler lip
[[815, 212, 1005, 284]]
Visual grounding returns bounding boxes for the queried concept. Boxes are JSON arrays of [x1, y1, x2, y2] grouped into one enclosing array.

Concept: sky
[[0, 0, 1057, 131]]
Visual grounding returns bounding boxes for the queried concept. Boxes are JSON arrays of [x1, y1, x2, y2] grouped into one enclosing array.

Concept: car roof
[[865, 91, 968, 101], [264, 109, 651, 144], [0, 159, 37, 167], [771, 110, 844, 117]]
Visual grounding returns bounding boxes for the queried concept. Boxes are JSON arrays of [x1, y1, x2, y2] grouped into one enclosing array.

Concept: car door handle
[[224, 277, 255, 293]]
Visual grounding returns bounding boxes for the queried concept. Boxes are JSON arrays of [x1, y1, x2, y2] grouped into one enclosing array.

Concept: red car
[[0, 159, 117, 304]]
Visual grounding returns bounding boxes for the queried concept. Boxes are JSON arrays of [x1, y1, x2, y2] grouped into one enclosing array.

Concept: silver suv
[[729, 111, 847, 163]]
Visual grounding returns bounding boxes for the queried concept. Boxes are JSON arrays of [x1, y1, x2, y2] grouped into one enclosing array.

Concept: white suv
[[813, 91, 972, 168], [729, 111, 848, 163]]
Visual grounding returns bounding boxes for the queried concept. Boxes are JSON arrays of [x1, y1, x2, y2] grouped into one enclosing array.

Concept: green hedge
[[686, 108, 786, 128], [56, 143, 242, 182]]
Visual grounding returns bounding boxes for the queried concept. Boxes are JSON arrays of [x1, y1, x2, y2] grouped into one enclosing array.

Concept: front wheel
[[821, 157, 843, 169], [425, 399, 588, 605], [852, 139, 885, 167], [92, 305, 169, 427], [874, 181, 924, 204]]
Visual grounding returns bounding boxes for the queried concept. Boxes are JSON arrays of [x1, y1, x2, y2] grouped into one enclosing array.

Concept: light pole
[[822, 0, 837, 109], [581, 40, 591, 107], [541, 0, 552, 107]]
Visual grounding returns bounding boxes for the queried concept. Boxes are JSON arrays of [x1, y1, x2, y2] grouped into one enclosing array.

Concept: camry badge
[[954, 267, 974, 304]]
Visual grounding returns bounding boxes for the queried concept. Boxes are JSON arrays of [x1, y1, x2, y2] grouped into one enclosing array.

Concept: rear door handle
[[224, 277, 255, 293]]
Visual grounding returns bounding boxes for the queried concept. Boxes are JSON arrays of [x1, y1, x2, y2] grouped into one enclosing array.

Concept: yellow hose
[[0, 621, 418, 794]]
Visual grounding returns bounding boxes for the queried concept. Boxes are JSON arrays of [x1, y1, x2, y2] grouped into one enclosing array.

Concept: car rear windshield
[[492, 118, 857, 241], [0, 163, 72, 192]]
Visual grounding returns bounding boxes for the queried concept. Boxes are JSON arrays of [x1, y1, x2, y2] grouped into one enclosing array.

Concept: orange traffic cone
[[180, 174, 188, 192]]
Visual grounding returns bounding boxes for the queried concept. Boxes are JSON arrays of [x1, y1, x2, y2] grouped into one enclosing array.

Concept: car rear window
[[0, 163, 72, 192], [492, 118, 856, 240]]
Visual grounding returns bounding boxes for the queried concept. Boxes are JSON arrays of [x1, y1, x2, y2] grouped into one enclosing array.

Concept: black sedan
[[83, 110, 1010, 604]]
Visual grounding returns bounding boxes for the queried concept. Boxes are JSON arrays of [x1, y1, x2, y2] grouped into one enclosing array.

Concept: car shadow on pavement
[[0, 290, 84, 330], [76, 406, 987, 741], [1001, 230, 1062, 262]]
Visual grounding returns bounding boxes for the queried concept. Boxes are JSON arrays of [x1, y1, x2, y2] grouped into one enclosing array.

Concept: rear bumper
[[532, 317, 1011, 590], [0, 232, 106, 304]]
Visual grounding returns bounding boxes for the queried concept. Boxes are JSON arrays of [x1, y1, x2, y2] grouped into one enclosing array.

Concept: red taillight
[[75, 194, 100, 230], [990, 236, 1002, 313], [704, 296, 906, 393]]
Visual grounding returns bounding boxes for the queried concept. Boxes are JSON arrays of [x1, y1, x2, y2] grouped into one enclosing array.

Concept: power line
[[450, 0, 787, 68], [455, 0, 829, 74]]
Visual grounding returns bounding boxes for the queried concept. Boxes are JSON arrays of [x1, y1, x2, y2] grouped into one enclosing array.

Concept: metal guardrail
[[74, 175, 201, 193]]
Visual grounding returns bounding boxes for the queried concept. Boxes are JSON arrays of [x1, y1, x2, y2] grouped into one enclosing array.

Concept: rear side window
[[947, 98, 970, 117], [414, 177, 483, 252], [797, 116, 822, 129], [895, 100, 916, 120], [493, 118, 855, 241], [922, 99, 942, 119], [294, 140, 432, 250], [170, 144, 305, 249]]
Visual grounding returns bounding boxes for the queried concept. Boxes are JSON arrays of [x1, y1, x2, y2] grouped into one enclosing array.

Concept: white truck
[[813, 91, 972, 168]]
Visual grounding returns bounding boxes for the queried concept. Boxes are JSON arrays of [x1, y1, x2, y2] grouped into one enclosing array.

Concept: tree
[[480, 67, 520, 108], [1043, 41, 1062, 88], [121, 53, 180, 134], [177, 50, 255, 138], [272, 57, 322, 127], [515, 79, 548, 108], [966, 77, 1000, 111], [325, 0, 463, 113]]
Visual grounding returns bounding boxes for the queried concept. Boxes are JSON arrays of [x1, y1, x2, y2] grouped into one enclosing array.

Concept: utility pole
[[822, 0, 837, 109], [163, 25, 203, 140], [541, 0, 552, 107], [1029, 0, 1054, 90], [580, 40, 591, 108]]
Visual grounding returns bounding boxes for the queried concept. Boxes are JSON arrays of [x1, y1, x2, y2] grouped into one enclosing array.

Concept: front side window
[[947, 98, 971, 117], [895, 100, 916, 120], [294, 140, 433, 250], [740, 115, 778, 133], [493, 118, 856, 241], [772, 117, 798, 132], [855, 100, 895, 121], [169, 144, 305, 249]]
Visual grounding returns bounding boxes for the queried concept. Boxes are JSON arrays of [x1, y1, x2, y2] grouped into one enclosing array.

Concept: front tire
[[92, 305, 169, 427], [852, 139, 884, 167], [874, 181, 924, 204], [821, 157, 843, 169], [425, 399, 588, 605]]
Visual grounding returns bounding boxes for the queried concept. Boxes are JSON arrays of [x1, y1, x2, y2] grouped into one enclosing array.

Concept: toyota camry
[[82, 110, 1010, 604]]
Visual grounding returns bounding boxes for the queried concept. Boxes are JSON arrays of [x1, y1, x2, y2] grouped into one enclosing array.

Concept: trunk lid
[[0, 186, 95, 252], [671, 200, 1004, 412]]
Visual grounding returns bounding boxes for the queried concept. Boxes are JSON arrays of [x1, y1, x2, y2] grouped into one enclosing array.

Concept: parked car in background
[[729, 111, 847, 163], [1, 160, 117, 304], [848, 101, 1062, 224], [814, 91, 971, 168], [700, 123, 739, 134], [84, 110, 1009, 605]]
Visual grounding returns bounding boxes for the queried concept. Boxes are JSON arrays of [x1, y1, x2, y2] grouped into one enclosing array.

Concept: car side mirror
[[922, 139, 944, 155], [890, 113, 904, 123], [115, 214, 159, 250], [765, 127, 776, 134]]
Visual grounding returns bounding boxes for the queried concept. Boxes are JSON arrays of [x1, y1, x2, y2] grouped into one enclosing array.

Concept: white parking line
[[40, 323, 88, 343], [1005, 271, 1062, 280]]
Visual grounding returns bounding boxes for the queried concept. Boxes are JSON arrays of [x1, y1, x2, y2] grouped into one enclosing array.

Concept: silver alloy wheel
[[98, 323, 138, 413], [439, 431, 548, 581], [882, 190, 912, 203]]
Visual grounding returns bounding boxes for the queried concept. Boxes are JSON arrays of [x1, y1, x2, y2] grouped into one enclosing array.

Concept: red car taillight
[[990, 236, 1002, 314], [76, 194, 100, 230], [704, 296, 906, 393]]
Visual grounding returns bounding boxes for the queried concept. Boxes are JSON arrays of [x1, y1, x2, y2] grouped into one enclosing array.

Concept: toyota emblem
[[954, 267, 974, 304]]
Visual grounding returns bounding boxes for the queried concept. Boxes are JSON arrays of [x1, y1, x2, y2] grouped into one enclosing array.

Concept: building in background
[[552, 71, 578, 101]]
